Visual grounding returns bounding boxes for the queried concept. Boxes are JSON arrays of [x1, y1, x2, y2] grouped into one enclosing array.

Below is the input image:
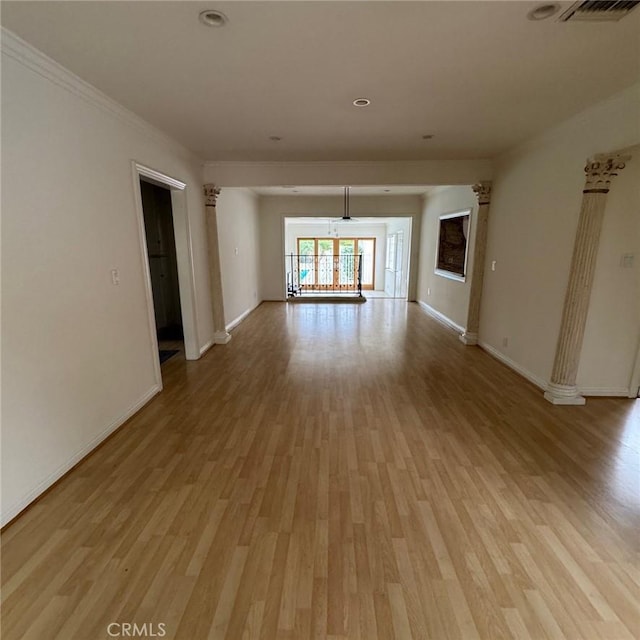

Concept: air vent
[[559, 0, 640, 22]]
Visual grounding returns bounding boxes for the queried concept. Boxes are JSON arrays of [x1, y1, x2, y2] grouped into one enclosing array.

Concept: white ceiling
[[2, 1, 639, 162]]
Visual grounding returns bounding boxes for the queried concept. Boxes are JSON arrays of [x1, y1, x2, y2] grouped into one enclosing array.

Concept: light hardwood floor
[[2, 301, 639, 639]]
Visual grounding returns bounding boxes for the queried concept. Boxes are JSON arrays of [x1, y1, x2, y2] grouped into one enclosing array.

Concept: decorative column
[[544, 153, 629, 405], [204, 184, 231, 344], [460, 181, 492, 345]]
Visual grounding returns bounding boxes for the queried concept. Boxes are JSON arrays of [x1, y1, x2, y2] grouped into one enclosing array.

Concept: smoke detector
[[559, 0, 640, 22]]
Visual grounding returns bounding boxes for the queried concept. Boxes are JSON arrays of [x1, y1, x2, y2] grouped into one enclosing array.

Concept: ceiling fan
[[332, 186, 359, 222]]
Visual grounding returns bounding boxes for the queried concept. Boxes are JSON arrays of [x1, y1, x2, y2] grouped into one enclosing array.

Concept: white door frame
[[131, 162, 201, 380], [630, 339, 640, 398]]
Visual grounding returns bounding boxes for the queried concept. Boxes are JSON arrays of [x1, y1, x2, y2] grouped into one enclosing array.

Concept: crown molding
[[1, 27, 201, 164]]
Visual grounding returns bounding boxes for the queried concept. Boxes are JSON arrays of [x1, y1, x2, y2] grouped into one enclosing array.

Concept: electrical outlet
[[502, 337, 508, 348], [427, 287, 431, 296], [621, 253, 634, 268], [491, 260, 497, 271], [110, 268, 120, 286]]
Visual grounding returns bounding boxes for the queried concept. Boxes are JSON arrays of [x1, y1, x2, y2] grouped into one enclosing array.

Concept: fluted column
[[544, 153, 629, 405], [460, 182, 492, 346], [204, 184, 231, 345]]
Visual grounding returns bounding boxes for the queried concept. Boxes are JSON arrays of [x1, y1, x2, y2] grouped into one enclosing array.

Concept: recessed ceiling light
[[199, 10, 228, 28], [269, 136, 282, 142], [422, 134, 434, 140], [527, 3, 560, 20], [353, 98, 371, 107]]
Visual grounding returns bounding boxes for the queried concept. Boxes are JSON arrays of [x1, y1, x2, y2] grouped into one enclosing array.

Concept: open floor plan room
[[2, 301, 638, 640]]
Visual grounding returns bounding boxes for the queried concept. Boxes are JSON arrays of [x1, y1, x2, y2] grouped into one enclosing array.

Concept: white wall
[[1, 33, 213, 525], [480, 83, 640, 394], [259, 195, 422, 300], [416, 186, 477, 328], [204, 159, 492, 188], [216, 188, 262, 329]]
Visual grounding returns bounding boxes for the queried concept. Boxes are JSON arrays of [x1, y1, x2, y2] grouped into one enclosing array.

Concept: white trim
[[133, 162, 201, 362], [434, 209, 472, 283], [439, 210, 471, 221], [459, 332, 478, 346], [1, 28, 199, 163], [137, 165, 186, 191], [213, 331, 232, 345], [630, 340, 640, 398], [477, 342, 630, 399], [168, 188, 200, 361], [579, 387, 633, 397], [417, 300, 465, 334], [435, 269, 466, 283], [226, 302, 261, 333], [544, 389, 586, 405], [131, 163, 163, 388], [478, 341, 548, 391], [1, 384, 161, 528], [199, 339, 215, 357]]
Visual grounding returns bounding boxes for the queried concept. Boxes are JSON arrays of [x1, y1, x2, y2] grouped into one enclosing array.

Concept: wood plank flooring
[[2, 300, 639, 639]]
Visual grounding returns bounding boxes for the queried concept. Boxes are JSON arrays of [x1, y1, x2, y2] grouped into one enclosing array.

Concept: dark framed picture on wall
[[435, 210, 471, 281]]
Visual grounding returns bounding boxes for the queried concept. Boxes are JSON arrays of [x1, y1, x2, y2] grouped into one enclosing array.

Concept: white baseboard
[[417, 300, 464, 334], [578, 387, 631, 397], [1, 383, 162, 528], [478, 341, 548, 391], [226, 301, 261, 333], [199, 339, 214, 357], [479, 342, 632, 398]]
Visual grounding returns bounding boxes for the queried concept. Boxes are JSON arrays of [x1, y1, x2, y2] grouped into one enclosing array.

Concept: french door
[[297, 237, 375, 290]]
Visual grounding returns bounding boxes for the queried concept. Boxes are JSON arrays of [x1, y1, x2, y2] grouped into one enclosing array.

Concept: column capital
[[583, 153, 630, 193], [203, 184, 221, 207], [472, 181, 492, 205]]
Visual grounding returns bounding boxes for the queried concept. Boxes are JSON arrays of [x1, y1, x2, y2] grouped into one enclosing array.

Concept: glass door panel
[[297, 239, 315, 286], [338, 239, 355, 286], [294, 235, 376, 292], [317, 239, 334, 287], [357, 239, 375, 289]]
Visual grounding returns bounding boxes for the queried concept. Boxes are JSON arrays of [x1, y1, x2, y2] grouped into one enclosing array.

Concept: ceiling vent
[[559, 0, 640, 22]]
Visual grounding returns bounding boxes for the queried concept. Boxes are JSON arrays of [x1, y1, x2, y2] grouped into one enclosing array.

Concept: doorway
[[132, 162, 200, 383], [385, 229, 407, 298], [140, 179, 184, 365]]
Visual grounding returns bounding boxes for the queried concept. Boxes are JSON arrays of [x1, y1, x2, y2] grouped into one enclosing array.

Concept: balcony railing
[[286, 253, 363, 297]]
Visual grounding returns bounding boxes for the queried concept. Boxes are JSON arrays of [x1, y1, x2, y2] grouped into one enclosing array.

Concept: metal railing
[[287, 253, 363, 297]]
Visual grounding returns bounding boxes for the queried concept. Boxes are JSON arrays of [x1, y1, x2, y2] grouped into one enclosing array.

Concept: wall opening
[[140, 179, 184, 364], [132, 163, 200, 386], [284, 217, 412, 299]]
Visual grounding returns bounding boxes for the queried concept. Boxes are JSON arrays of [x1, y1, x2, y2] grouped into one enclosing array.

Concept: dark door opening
[[140, 179, 183, 364]]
